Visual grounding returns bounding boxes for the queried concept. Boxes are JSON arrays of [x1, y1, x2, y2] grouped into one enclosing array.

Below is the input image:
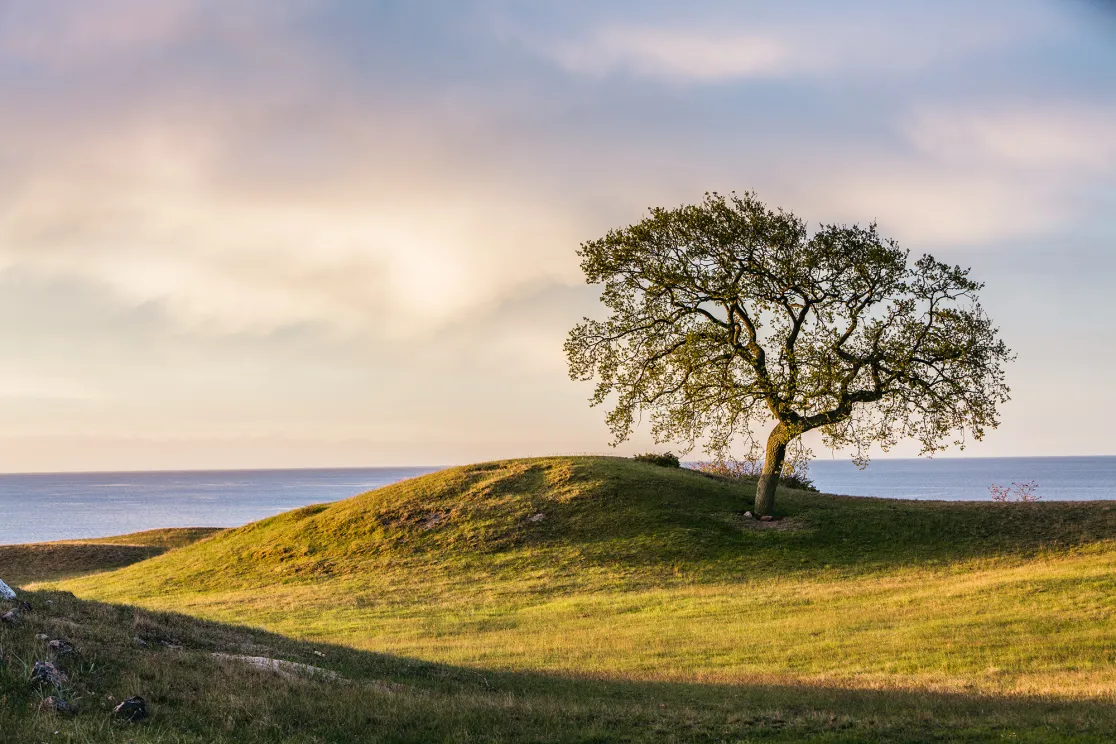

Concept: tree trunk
[[754, 424, 789, 517]]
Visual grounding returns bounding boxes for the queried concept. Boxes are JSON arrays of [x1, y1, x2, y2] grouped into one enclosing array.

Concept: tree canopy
[[566, 193, 1013, 515]]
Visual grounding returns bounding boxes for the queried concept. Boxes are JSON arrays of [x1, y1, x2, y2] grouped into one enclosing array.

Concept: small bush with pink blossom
[[989, 480, 1040, 503]]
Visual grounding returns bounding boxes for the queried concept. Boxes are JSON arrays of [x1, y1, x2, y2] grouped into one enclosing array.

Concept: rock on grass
[[40, 696, 78, 715], [113, 696, 148, 722], [30, 661, 68, 688]]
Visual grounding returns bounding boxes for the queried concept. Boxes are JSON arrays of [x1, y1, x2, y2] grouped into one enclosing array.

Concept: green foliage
[[780, 471, 818, 491], [566, 192, 1013, 512], [632, 451, 680, 467]]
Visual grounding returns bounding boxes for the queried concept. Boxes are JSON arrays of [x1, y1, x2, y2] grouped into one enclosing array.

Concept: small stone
[[528, 513, 545, 522], [30, 661, 68, 688], [48, 639, 75, 655], [742, 511, 752, 519], [36, 633, 49, 641], [40, 696, 77, 715], [113, 696, 148, 722], [2, 608, 20, 625], [0, 579, 15, 600], [759, 515, 775, 522]]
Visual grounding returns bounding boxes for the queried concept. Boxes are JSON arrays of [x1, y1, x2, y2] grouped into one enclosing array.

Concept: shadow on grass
[[2, 528, 224, 585], [0, 543, 168, 585], [528, 460, 1116, 581], [1, 587, 1110, 743]]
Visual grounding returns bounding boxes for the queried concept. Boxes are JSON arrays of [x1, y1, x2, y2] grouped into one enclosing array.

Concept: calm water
[[809, 456, 1116, 501], [0, 467, 440, 545], [1, 457, 1113, 545]]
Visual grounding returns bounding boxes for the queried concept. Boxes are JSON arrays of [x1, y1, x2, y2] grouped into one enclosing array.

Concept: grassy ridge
[[52, 456, 1116, 706], [55, 457, 1116, 591], [0, 528, 222, 585]]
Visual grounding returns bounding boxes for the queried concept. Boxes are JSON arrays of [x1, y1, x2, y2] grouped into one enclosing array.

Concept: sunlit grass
[[50, 456, 1116, 709]]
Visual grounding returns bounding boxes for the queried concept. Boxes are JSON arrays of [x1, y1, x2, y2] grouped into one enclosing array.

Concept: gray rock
[[48, 639, 75, 655], [211, 652, 343, 681], [759, 515, 775, 522], [742, 511, 753, 519], [40, 696, 78, 715], [30, 661, 68, 688], [2, 607, 20, 625], [113, 696, 148, 721], [0, 579, 15, 601], [528, 513, 546, 522]]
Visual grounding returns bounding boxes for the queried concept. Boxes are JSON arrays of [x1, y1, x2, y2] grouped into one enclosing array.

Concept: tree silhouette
[[566, 193, 1013, 516]]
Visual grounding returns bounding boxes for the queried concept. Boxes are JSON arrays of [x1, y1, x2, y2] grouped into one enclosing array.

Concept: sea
[[0, 467, 440, 546], [0, 457, 1113, 546], [808, 455, 1116, 502]]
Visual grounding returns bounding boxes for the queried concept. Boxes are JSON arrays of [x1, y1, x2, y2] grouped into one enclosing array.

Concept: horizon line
[[3, 453, 1116, 477]]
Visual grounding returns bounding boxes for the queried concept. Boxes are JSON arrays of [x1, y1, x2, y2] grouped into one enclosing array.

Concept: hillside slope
[[6, 587, 1112, 743], [55, 456, 1116, 701], [0, 528, 222, 584]]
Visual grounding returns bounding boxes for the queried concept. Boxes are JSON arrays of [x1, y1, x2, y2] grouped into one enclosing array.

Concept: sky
[[0, 0, 1114, 471]]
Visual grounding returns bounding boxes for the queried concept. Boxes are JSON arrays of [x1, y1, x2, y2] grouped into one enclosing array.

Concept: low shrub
[[692, 457, 818, 491], [633, 452, 681, 468], [692, 459, 760, 479], [989, 480, 1040, 502], [779, 472, 818, 492]]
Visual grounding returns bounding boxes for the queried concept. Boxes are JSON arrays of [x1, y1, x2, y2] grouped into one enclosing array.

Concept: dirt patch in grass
[[735, 514, 811, 532]]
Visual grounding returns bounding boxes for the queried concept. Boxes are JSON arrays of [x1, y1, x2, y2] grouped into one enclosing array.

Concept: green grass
[[4, 455, 1113, 741], [0, 528, 223, 585], [4, 588, 1111, 743]]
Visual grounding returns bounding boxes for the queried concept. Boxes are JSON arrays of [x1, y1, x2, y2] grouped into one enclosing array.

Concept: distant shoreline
[[3, 453, 1115, 477], [3, 456, 1115, 545]]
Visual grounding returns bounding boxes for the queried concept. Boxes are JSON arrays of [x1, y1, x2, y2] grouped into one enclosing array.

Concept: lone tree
[[566, 193, 1012, 516]]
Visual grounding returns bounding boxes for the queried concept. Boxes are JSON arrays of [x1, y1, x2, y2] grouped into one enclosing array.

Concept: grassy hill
[[0, 528, 223, 584], [7, 455, 1114, 741]]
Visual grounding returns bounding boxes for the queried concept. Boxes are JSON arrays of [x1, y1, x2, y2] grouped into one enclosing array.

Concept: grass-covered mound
[[55, 456, 1116, 593], [0, 528, 222, 585], [36, 456, 1116, 739]]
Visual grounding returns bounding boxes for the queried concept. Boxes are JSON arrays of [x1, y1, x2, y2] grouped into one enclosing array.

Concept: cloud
[[841, 101, 1116, 244], [903, 103, 1116, 172], [0, 1, 193, 65], [0, 7, 591, 339], [0, 0, 1102, 344], [511, 1, 1061, 83], [0, 147, 586, 338], [0, 1, 322, 68], [545, 27, 791, 81]]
